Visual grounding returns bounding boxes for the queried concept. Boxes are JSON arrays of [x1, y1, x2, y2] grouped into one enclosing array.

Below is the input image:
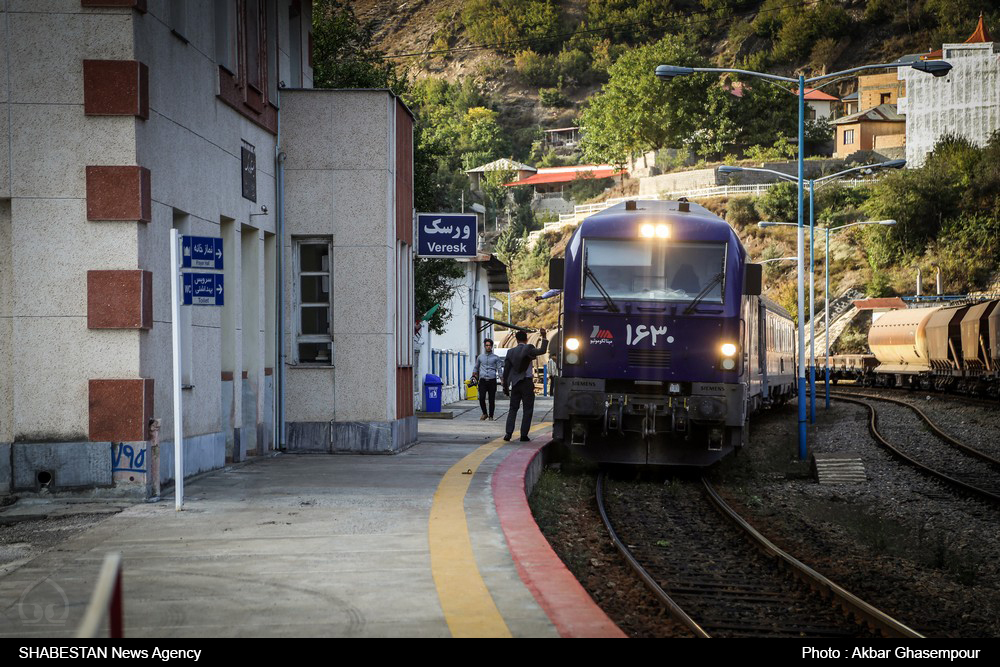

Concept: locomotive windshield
[[582, 239, 727, 303]]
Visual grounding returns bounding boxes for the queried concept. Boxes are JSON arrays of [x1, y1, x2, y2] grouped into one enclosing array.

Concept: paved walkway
[[0, 398, 569, 638]]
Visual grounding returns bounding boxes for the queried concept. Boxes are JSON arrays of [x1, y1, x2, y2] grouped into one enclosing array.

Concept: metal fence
[[551, 178, 879, 225], [430, 349, 469, 388]]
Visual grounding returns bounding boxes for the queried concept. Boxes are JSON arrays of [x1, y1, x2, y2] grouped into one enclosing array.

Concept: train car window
[[581, 239, 727, 303]]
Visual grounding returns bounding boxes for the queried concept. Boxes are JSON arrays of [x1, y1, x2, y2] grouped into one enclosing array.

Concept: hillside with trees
[[313, 0, 1000, 337]]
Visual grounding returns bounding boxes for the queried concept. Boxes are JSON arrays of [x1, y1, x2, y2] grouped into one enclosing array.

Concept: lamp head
[[880, 219, 897, 226], [717, 165, 742, 174], [910, 60, 952, 77], [655, 64, 695, 80]]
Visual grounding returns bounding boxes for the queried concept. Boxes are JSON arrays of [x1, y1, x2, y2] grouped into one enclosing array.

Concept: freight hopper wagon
[[549, 200, 796, 466], [867, 299, 1000, 396]]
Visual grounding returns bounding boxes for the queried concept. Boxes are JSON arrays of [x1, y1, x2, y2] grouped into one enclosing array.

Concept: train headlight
[[721, 358, 736, 370], [565, 337, 581, 351], [565, 352, 580, 365], [639, 223, 670, 239], [720, 343, 737, 357]]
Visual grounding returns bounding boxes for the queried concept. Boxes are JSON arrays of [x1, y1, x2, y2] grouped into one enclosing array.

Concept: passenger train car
[[826, 298, 1000, 396], [550, 200, 796, 466]]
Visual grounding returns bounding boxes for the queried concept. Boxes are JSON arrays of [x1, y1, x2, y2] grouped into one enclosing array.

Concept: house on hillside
[[730, 82, 838, 120], [504, 165, 624, 214], [858, 72, 906, 109], [465, 158, 535, 192], [832, 104, 907, 159], [842, 91, 859, 116], [898, 14, 999, 167], [543, 127, 580, 149]]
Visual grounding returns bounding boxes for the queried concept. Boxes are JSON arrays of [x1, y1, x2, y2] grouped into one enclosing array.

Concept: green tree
[[459, 107, 509, 169], [312, 2, 466, 333], [461, 0, 562, 55], [415, 259, 465, 335], [757, 181, 799, 224], [581, 35, 710, 164], [311, 0, 406, 91]]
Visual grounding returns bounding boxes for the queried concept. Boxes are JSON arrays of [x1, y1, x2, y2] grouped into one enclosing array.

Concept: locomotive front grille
[[628, 349, 672, 368]]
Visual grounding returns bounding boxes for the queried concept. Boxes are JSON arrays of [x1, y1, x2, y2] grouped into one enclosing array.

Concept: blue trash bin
[[424, 374, 443, 412]]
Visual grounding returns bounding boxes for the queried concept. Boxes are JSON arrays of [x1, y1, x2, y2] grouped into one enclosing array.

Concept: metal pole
[[796, 77, 807, 460], [809, 179, 816, 424], [825, 228, 831, 409], [169, 229, 184, 510]]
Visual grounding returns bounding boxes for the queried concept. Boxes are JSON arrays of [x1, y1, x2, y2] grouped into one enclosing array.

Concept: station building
[[0, 1, 416, 497]]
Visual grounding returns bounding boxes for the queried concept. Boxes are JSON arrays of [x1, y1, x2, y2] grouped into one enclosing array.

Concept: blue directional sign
[[417, 213, 477, 258], [183, 273, 224, 306], [181, 235, 224, 270]]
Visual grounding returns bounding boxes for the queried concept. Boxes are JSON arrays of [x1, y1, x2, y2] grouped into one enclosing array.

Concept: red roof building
[[504, 165, 624, 195]]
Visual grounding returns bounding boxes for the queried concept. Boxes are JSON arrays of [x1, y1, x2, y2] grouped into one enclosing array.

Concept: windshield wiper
[[583, 266, 620, 313], [683, 272, 724, 315]]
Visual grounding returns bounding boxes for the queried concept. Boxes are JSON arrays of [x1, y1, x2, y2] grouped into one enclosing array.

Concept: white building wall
[[282, 90, 399, 423], [424, 261, 495, 406], [1, 4, 138, 442], [0, 0, 315, 493], [900, 42, 1000, 167]]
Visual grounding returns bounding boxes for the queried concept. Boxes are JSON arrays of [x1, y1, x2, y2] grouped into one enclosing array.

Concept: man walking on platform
[[502, 328, 548, 442], [470, 338, 503, 421]]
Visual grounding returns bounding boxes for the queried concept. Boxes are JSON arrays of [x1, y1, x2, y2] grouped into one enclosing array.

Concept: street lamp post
[[760, 219, 896, 407], [725, 159, 905, 425], [822, 220, 896, 407], [657, 60, 950, 461]]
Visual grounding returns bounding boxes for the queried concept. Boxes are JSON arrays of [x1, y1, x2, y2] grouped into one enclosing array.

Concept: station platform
[[0, 398, 623, 638]]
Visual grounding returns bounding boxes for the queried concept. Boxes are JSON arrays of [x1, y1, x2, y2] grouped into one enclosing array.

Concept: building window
[[843, 129, 855, 145], [289, 1, 303, 87], [170, 0, 188, 42], [880, 93, 891, 105], [396, 241, 413, 367], [216, 0, 277, 132], [294, 238, 332, 365], [245, 0, 262, 90]]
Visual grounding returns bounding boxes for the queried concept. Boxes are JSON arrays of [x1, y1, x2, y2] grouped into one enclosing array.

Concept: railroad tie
[[812, 453, 867, 485]]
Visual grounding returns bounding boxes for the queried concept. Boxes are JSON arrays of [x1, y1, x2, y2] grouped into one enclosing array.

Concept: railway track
[[830, 381, 1000, 410], [595, 473, 922, 638], [832, 392, 1000, 505]]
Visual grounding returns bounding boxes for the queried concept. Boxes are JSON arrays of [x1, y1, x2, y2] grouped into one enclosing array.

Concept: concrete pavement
[[0, 397, 560, 638]]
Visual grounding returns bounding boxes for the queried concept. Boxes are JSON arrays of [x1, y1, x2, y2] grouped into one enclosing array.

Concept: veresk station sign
[[417, 213, 477, 258]]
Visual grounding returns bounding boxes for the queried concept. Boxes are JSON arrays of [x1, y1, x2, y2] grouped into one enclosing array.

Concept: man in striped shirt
[[470, 338, 503, 420]]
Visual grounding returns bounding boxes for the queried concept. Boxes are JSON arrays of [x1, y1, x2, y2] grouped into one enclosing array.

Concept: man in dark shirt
[[502, 328, 548, 442]]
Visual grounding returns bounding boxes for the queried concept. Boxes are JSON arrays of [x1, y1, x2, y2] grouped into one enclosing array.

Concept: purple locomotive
[[550, 200, 796, 466]]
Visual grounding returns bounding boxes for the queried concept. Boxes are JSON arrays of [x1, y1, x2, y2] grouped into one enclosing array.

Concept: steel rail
[[832, 394, 1000, 506], [831, 390, 1000, 468], [595, 472, 921, 638], [700, 479, 923, 639], [594, 472, 710, 638]]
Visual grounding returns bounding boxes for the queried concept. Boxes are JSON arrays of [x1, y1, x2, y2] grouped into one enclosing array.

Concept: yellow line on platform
[[428, 422, 550, 639]]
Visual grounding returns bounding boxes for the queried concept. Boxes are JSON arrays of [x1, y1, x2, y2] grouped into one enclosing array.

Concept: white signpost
[[170, 230, 226, 510]]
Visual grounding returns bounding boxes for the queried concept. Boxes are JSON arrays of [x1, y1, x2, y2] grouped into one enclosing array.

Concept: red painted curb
[[493, 440, 627, 638]]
